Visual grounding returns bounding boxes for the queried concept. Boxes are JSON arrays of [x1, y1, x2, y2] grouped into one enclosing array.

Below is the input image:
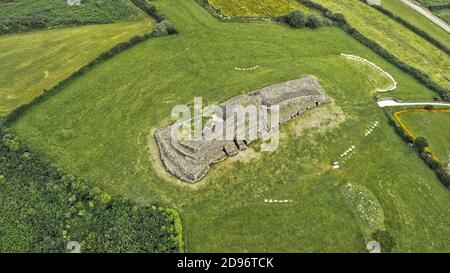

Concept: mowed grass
[[314, 0, 450, 89], [399, 111, 450, 164], [209, 0, 314, 16], [10, 0, 450, 252], [0, 15, 154, 116], [382, 0, 450, 48]]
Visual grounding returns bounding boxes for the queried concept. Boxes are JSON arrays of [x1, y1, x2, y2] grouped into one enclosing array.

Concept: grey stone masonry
[[154, 76, 329, 183]]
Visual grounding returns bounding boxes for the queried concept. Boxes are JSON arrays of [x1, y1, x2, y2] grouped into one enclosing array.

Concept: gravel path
[[400, 0, 450, 33], [377, 99, 450, 108]]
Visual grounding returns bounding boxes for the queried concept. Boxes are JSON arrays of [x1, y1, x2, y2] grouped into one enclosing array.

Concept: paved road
[[400, 0, 450, 33], [378, 99, 450, 108]]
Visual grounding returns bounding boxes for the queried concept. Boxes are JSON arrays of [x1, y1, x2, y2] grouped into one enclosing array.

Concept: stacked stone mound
[[154, 76, 329, 183]]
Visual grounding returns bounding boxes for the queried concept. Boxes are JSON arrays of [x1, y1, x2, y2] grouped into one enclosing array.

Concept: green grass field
[[9, 0, 450, 252], [314, 0, 450, 89], [0, 0, 140, 33], [382, 0, 450, 48], [399, 111, 450, 164], [0, 15, 153, 116], [209, 0, 314, 16]]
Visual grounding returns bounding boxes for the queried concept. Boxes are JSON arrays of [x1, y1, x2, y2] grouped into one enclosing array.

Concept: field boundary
[[384, 107, 450, 188], [298, 0, 450, 102], [360, 0, 450, 55], [4, 0, 177, 125]]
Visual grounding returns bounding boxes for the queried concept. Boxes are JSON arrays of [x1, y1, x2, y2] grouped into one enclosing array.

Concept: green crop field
[[382, 0, 450, 48], [0, 15, 154, 116], [8, 0, 450, 252], [399, 111, 450, 164], [0, 0, 141, 33], [209, 0, 314, 16], [314, 0, 450, 89]]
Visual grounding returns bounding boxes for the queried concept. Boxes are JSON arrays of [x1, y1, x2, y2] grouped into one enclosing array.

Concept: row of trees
[[0, 121, 183, 252]]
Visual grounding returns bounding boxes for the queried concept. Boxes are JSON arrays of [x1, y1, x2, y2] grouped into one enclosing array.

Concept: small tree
[[414, 137, 429, 153], [372, 229, 396, 253]]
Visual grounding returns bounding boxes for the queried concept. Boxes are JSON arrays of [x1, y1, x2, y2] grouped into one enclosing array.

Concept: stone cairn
[[154, 76, 329, 183]]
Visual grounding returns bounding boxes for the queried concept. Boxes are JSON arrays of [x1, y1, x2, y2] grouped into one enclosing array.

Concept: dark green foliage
[[0, 124, 182, 252], [153, 19, 177, 36], [277, 10, 307, 28], [276, 10, 331, 29], [372, 229, 396, 253], [0, 0, 138, 35], [414, 136, 429, 153]]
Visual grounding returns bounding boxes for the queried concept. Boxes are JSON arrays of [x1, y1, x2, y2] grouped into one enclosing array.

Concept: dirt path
[[400, 0, 450, 33]]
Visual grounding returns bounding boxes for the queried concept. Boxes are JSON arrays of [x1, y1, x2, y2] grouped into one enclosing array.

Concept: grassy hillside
[[0, 16, 153, 116], [314, 0, 450, 89], [399, 111, 450, 164], [382, 0, 450, 48], [209, 0, 314, 16], [0, 0, 141, 34], [10, 0, 450, 252]]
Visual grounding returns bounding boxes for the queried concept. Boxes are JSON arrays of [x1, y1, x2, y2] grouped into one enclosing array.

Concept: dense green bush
[[0, 124, 183, 252], [414, 137, 429, 153], [277, 10, 307, 28], [154, 19, 177, 36], [276, 10, 331, 29], [372, 229, 396, 253]]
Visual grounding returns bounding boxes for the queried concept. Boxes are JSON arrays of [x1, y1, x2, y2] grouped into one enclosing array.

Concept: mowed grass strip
[[314, 0, 450, 89], [398, 110, 450, 163], [209, 0, 314, 16], [0, 16, 153, 116], [10, 0, 450, 252]]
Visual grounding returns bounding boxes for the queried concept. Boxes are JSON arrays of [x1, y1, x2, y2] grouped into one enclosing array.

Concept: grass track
[[9, 0, 450, 252], [0, 16, 154, 116]]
